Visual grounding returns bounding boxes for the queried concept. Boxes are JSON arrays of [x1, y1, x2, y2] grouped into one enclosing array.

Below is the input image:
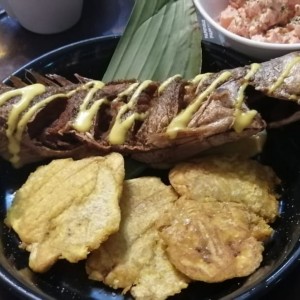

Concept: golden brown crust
[[86, 177, 189, 300], [158, 198, 272, 283], [169, 155, 280, 222], [5, 153, 125, 272]]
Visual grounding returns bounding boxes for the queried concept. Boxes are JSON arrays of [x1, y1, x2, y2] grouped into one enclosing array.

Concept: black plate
[[1, 35, 300, 300]]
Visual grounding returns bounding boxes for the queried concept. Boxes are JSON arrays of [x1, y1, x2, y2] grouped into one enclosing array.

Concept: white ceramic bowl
[[193, 0, 300, 61]]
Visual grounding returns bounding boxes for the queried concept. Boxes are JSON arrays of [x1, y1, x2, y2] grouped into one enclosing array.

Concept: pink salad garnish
[[219, 0, 300, 43]]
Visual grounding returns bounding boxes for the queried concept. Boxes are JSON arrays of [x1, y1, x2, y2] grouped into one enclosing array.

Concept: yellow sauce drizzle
[[73, 99, 108, 132], [0, 84, 46, 164], [72, 81, 108, 132], [119, 82, 139, 97], [108, 80, 152, 145], [0, 80, 113, 165], [269, 56, 300, 93], [190, 73, 212, 85], [0, 82, 90, 165], [233, 110, 258, 133], [233, 63, 260, 133], [190, 73, 213, 95], [0, 83, 45, 107], [166, 71, 232, 138], [158, 74, 181, 94], [11, 93, 69, 165]]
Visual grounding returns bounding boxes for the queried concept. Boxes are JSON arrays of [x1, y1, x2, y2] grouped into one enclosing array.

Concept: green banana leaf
[[103, 0, 202, 82]]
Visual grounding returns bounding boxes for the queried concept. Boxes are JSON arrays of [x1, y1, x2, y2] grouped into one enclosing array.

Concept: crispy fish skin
[[5, 51, 300, 167], [0, 68, 265, 168], [5, 153, 124, 273], [169, 155, 280, 222], [0, 83, 87, 167], [252, 52, 300, 103], [158, 198, 273, 283], [86, 177, 189, 300]]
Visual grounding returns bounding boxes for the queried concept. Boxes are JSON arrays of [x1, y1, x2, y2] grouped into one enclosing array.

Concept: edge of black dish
[[1, 35, 300, 300]]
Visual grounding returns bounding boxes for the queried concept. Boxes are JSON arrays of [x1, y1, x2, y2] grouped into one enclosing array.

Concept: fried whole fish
[[1, 51, 300, 167]]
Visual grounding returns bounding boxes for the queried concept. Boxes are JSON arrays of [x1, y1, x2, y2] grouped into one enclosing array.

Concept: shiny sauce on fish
[[166, 71, 232, 138], [233, 63, 260, 133], [0, 81, 102, 165], [0, 66, 279, 166], [72, 80, 108, 133], [108, 81, 151, 145]]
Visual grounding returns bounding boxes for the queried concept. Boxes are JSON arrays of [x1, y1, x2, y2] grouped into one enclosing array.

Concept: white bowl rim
[[193, 0, 300, 51]]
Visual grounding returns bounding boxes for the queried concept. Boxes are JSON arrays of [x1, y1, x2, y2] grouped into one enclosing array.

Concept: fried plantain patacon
[[5, 153, 124, 273], [169, 155, 280, 222], [86, 177, 189, 300], [158, 198, 273, 283], [157, 155, 280, 283]]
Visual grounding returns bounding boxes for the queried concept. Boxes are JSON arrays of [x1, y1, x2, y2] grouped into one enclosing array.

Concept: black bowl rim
[[3, 34, 121, 83]]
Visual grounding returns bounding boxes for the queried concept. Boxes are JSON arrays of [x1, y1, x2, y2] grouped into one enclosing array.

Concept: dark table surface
[[0, 0, 299, 299], [0, 0, 133, 81]]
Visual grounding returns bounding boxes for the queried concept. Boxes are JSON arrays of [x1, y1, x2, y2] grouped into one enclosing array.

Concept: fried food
[[86, 177, 189, 300], [158, 198, 273, 283], [169, 155, 280, 222], [5, 153, 124, 273], [4, 149, 281, 298], [162, 156, 279, 283], [4, 52, 300, 168]]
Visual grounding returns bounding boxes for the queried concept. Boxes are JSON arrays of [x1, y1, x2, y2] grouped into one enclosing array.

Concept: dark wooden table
[[0, 0, 299, 299], [0, 0, 133, 81]]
